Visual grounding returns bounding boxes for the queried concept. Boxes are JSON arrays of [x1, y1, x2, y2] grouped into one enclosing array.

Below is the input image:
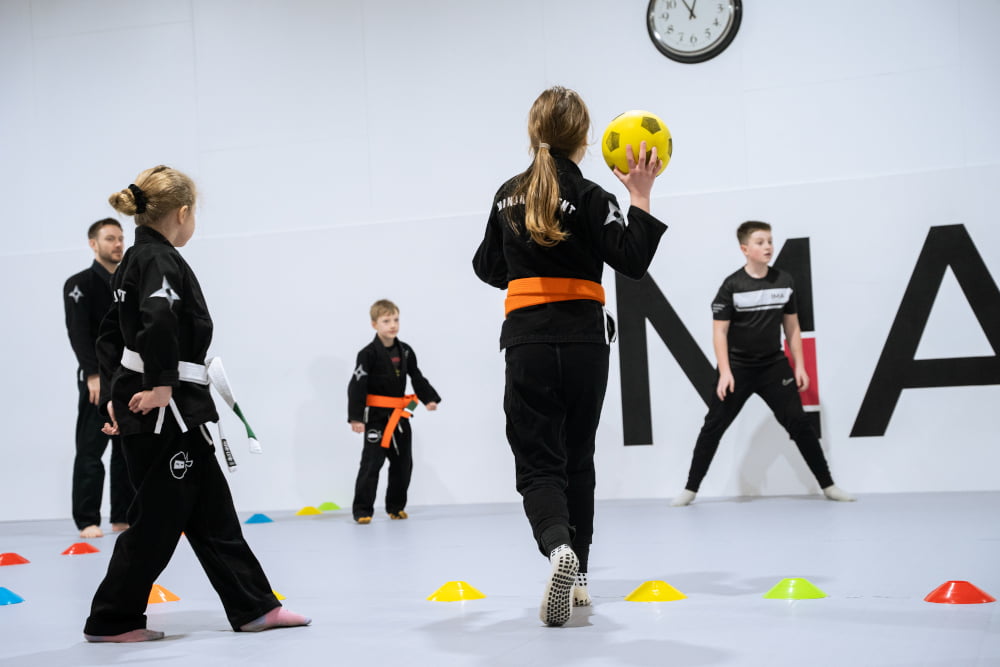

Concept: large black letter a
[[851, 225, 1000, 437]]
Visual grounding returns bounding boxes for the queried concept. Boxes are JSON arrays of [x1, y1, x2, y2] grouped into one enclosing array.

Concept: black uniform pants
[[504, 343, 609, 571], [84, 419, 278, 636], [684, 358, 835, 493], [352, 418, 413, 519], [73, 375, 134, 529]]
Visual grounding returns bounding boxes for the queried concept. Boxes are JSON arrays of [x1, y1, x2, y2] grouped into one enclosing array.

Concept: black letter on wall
[[616, 273, 715, 446], [851, 225, 1000, 437]]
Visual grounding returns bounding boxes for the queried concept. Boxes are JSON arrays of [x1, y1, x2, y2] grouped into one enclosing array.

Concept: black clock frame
[[646, 0, 743, 64]]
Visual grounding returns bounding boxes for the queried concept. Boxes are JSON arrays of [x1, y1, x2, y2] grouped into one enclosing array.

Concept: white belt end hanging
[[206, 357, 262, 454], [123, 349, 260, 454]]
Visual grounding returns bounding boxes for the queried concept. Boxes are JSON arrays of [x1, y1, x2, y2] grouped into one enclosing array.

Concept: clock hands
[[681, 0, 697, 20]]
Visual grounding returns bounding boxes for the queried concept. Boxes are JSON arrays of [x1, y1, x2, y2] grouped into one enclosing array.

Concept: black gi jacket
[[347, 335, 442, 426], [96, 226, 219, 436], [64, 260, 114, 379], [473, 155, 668, 349]]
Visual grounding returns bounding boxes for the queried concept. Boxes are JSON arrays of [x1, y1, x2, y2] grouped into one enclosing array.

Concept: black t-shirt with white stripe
[[711, 266, 796, 367]]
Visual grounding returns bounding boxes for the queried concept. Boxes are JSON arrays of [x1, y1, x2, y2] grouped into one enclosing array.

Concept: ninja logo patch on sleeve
[[604, 201, 625, 228], [170, 451, 193, 479], [150, 277, 181, 307]]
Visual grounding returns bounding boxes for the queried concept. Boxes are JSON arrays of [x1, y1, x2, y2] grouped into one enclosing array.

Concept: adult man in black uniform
[[63, 218, 134, 538]]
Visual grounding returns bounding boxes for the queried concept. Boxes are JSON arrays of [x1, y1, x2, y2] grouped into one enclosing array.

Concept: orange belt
[[504, 277, 606, 316], [366, 394, 418, 449]]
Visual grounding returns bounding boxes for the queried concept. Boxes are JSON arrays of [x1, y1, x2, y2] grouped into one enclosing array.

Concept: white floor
[[1, 492, 998, 667]]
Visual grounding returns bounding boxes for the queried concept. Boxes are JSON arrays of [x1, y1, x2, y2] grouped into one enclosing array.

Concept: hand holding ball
[[601, 110, 672, 175]]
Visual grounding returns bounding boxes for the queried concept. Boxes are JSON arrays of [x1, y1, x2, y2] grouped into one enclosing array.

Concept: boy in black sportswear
[[671, 221, 853, 507]]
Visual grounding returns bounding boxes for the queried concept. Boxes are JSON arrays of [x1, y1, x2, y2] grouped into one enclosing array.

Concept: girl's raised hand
[[612, 141, 662, 212]]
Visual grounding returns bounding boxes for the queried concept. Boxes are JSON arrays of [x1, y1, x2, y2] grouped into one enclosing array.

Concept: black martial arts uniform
[[84, 225, 278, 636], [473, 155, 667, 571], [347, 335, 441, 520], [64, 260, 134, 530], [682, 266, 834, 492]]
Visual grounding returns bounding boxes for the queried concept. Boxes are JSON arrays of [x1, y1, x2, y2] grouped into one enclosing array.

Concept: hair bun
[[108, 188, 139, 216]]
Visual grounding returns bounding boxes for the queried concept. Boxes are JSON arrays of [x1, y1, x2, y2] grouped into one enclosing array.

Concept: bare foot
[[79, 525, 103, 539], [111, 523, 129, 533], [239, 607, 311, 632], [85, 628, 164, 643]]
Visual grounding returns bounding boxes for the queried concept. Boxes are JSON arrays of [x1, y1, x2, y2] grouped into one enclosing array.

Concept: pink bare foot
[[239, 607, 311, 632], [84, 628, 164, 643], [111, 523, 129, 533], [79, 525, 103, 539]]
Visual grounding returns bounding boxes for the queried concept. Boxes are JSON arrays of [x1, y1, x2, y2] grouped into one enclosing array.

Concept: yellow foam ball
[[601, 110, 672, 175]]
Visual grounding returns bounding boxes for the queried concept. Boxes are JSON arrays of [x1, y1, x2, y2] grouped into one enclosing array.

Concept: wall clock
[[647, 0, 742, 63]]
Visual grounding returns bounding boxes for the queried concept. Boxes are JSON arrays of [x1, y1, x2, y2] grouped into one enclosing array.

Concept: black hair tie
[[128, 184, 148, 214]]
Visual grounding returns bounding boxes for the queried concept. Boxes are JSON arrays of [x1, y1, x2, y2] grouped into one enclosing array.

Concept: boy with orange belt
[[347, 299, 441, 523]]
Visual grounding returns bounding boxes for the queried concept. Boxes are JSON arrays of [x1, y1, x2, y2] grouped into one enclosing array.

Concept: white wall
[[1, 0, 998, 521]]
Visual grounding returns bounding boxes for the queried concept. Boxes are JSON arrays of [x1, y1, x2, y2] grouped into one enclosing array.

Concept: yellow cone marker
[[148, 584, 180, 603], [625, 580, 687, 602], [763, 578, 827, 600], [427, 581, 486, 602], [296, 506, 322, 516]]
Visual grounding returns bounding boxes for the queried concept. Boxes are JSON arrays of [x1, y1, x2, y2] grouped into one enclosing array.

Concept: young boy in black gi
[[671, 221, 854, 507], [348, 300, 440, 524], [83, 165, 309, 642]]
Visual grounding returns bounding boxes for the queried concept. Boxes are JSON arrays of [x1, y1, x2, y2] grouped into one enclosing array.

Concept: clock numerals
[[647, 0, 741, 63]]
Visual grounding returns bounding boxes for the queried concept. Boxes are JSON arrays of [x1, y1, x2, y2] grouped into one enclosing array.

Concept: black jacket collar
[[135, 225, 172, 246]]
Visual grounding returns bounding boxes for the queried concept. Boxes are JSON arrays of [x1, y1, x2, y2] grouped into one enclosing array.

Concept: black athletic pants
[[84, 418, 278, 636], [504, 343, 609, 573], [73, 376, 134, 529], [352, 418, 413, 519], [684, 358, 835, 493]]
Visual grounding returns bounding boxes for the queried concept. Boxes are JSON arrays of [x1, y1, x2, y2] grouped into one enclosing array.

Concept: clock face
[[647, 0, 742, 63]]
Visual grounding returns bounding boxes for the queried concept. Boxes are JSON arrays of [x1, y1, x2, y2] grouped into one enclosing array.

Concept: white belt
[[120, 348, 262, 461]]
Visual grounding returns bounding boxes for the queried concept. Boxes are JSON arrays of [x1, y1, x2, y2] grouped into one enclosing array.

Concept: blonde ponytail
[[523, 145, 567, 247], [509, 87, 590, 247]]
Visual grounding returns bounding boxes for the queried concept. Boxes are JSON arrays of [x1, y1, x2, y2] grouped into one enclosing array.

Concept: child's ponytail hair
[[511, 87, 590, 247], [108, 165, 197, 228]]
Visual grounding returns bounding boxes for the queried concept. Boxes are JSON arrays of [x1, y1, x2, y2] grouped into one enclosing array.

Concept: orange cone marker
[[0, 552, 30, 566], [62, 542, 100, 555], [924, 580, 996, 604], [148, 584, 180, 603]]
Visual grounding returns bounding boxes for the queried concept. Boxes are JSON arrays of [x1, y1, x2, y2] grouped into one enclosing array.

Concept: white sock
[[671, 489, 697, 507], [573, 573, 591, 607], [822, 484, 855, 502]]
